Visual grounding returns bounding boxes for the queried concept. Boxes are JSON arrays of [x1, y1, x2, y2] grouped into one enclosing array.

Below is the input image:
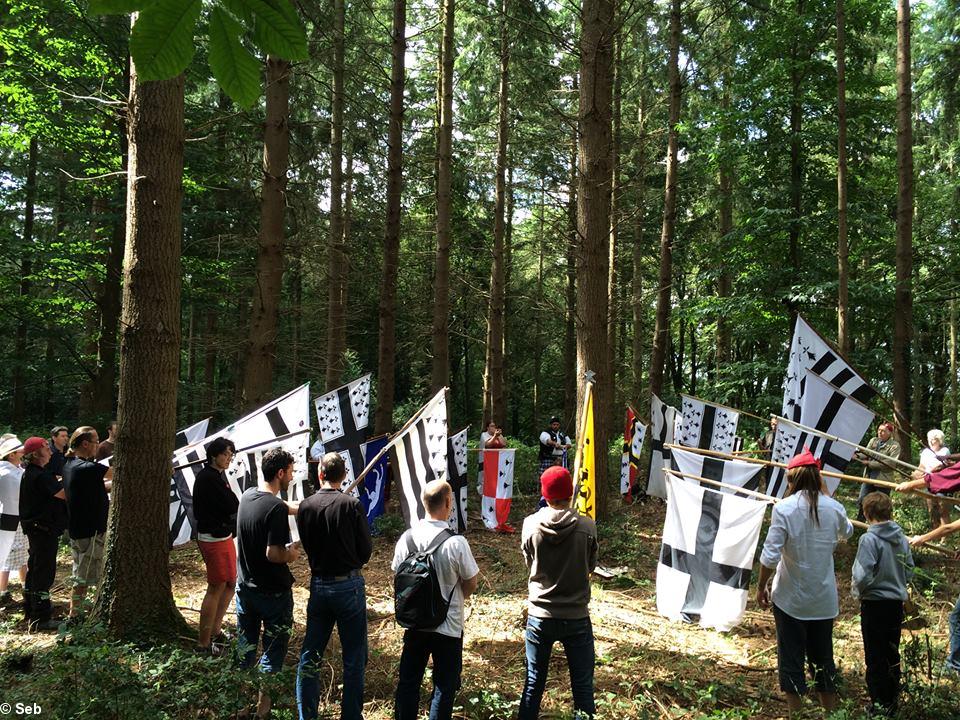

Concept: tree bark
[[241, 57, 291, 409], [649, 0, 681, 401], [93, 63, 187, 640], [563, 100, 578, 424], [576, 0, 614, 519], [836, 0, 851, 355], [788, 0, 805, 285], [325, 0, 348, 388], [607, 25, 622, 432], [12, 137, 38, 425], [951, 299, 958, 442], [631, 91, 648, 405], [892, 0, 913, 455], [430, 0, 455, 394], [716, 82, 733, 367], [375, 0, 406, 434], [483, 0, 509, 428]]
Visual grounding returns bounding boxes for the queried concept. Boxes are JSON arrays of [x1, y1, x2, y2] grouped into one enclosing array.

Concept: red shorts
[[198, 538, 237, 585]]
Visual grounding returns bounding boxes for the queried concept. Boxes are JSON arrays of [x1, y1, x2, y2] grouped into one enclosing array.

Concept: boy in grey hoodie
[[852, 491, 914, 716], [518, 466, 598, 719]]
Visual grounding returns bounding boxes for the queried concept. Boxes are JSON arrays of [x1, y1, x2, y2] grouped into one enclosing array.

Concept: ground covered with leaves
[[1, 479, 958, 719]]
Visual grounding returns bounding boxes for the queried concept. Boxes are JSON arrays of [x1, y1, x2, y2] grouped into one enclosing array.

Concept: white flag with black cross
[[669, 446, 765, 496], [678, 395, 740, 454], [656, 474, 768, 632]]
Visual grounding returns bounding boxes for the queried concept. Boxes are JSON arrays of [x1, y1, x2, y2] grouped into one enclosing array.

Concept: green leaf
[[129, 0, 202, 81], [238, 0, 308, 60], [89, 0, 144, 14], [208, 7, 261, 108], [221, 0, 254, 26]]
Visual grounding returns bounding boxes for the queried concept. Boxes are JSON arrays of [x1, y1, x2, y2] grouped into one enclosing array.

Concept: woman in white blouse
[[919, 429, 951, 531]]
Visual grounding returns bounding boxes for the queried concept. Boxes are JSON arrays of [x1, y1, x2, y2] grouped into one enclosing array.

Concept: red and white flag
[[480, 448, 515, 531]]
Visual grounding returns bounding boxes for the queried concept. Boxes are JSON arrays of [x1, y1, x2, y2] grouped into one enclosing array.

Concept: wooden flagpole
[[664, 468, 956, 556], [569, 377, 594, 509], [665, 443, 960, 509], [171, 428, 312, 472], [627, 404, 651, 427], [341, 387, 448, 496], [681, 393, 769, 425]]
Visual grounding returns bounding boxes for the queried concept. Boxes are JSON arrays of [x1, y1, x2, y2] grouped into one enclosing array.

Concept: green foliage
[[129, 0, 203, 80], [208, 6, 261, 107]]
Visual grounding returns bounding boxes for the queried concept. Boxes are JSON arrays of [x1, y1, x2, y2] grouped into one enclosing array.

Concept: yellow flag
[[574, 386, 596, 519]]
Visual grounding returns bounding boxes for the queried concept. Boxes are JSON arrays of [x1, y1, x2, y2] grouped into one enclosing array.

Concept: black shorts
[[773, 604, 838, 695]]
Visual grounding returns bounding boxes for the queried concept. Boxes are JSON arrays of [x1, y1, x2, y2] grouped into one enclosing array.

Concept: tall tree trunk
[[534, 187, 545, 428], [12, 137, 38, 425], [483, 0, 509, 428], [91, 213, 125, 417], [430, 0, 455, 393], [716, 82, 733, 367], [241, 57, 291, 409], [203, 309, 218, 414], [951, 299, 958, 442], [93, 63, 186, 640], [788, 0, 805, 285], [576, 0, 614, 519], [632, 91, 648, 404], [892, 0, 913, 455], [563, 107, 578, 423], [836, 0, 851, 355], [503, 165, 515, 433], [375, 0, 406, 434], [607, 26, 621, 433], [649, 0, 681, 401], [79, 194, 112, 418], [325, 0, 348, 388]]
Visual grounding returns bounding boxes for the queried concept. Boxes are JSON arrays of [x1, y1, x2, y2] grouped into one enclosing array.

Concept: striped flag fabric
[[620, 408, 647, 500], [574, 387, 597, 519], [447, 427, 469, 533], [175, 418, 210, 451], [480, 448, 515, 530], [388, 389, 448, 527], [647, 394, 679, 499], [657, 474, 768, 631], [782, 315, 876, 423], [769, 369, 875, 498], [168, 384, 311, 546], [669, 446, 765, 496], [679, 395, 739, 454], [314, 375, 372, 491]]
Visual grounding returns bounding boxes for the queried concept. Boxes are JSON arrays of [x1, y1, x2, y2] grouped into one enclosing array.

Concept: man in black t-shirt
[[19, 437, 67, 630], [48, 426, 68, 477], [62, 426, 113, 618], [236, 447, 300, 720], [295, 452, 372, 720]]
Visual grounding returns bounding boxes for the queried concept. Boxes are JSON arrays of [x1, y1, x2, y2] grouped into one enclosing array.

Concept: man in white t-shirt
[[392, 480, 479, 720]]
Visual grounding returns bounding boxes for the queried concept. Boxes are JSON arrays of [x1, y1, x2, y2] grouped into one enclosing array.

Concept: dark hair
[[51, 426, 68, 437], [320, 452, 346, 485], [261, 447, 294, 481], [206, 437, 237, 464], [786, 465, 822, 526], [862, 492, 893, 522]]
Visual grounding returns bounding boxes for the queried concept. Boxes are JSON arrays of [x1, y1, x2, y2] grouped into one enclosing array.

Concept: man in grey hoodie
[[518, 466, 598, 719], [851, 492, 914, 716]]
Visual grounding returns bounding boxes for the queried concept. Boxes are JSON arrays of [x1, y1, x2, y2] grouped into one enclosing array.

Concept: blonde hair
[[421, 480, 451, 514], [927, 429, 945, 447]]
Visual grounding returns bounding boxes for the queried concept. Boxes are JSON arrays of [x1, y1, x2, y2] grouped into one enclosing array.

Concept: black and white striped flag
[[769, 370, 875, 498], [388, 389, 448, 527], [782, 315, 876, 423], [647, 394, 679, 499], [669, 446, 765, 496], [679, 395, 740, 454], [174, 418, 210, 452], [168, 384, 311, 546], [446, 427, 469, 533], [314, 375, 372, 492]]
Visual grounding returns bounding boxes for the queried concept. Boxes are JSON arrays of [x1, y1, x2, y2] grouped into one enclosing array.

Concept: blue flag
[[360, 435, 389, 525]]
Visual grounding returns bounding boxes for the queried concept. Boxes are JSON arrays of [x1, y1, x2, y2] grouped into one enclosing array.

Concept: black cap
[[549, 416, 561, 424]]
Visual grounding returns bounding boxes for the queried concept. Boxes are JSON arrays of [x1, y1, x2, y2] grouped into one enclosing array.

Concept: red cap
[[787, 447, 821, 470], [540, 466, 573, 501], [880, 421, 895, 432], [22, 437, 47, 454]]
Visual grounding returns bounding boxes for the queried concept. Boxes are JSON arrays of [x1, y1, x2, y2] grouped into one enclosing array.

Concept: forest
[[1, 0, 960, 716]]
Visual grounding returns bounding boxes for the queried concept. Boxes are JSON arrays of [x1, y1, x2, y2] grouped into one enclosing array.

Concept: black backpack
[[394, 529, 455, 630]]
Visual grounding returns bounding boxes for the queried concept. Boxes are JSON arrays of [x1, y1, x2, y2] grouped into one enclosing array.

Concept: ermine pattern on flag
[[647, 394, 679, 499], [314, 375, 372, 490], [769, 369, 875, 498], [389, 390, 448, 527], [481, 449, 515, 529], [169, 384, 311, 546], [782, 316, 876, 423], [679, 395, 740, 454], [656, 475, 768, 632], [669, 446, 764, 496], [620, 410, 647, 497], [447, 427, 469, 533]]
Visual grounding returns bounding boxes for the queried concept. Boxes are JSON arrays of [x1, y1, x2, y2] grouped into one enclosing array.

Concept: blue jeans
[[948, 592, 960, 672], [394, 629, 463, 720], [235, 585, 294, 673], [518, 615, 595, 719], [297, 574, 368, 720]]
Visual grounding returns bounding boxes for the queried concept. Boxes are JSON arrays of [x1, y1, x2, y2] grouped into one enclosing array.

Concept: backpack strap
[[424, 528, 454, 556]]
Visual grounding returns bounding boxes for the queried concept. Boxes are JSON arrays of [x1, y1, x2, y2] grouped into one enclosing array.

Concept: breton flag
[[480, 448, 515, 530], [669, 446, 765, 495], [679, 395, 739, 454], [447, 427, 469, 533], [169, 384, 311, 546], [656, 474, 768, 632], [647, 394, 679, 499], [782, 315, 876, 423], [388, 389, 448, 527], [314, 375, 372, 494], [574, 385, 597, 519], [620, 408, 647, 499], [175, 418, 210, 450], [358, 435, 389, 526], [769, 369, 875, 498]]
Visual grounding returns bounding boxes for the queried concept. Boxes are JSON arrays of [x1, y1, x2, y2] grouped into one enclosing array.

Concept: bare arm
[[756, 563, 775, 609], [461, 572, 479, 599], [910, 518, 960, 547], [265, 541, 300, 564]]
